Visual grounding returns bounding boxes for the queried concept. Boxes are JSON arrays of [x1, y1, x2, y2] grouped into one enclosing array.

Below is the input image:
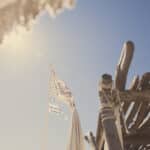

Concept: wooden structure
[[85, 41, 150, 150]]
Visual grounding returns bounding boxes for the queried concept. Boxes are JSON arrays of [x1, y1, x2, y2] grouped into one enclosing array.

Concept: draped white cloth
[[67, 107, 85, 150], [49, 68, 85, 150]]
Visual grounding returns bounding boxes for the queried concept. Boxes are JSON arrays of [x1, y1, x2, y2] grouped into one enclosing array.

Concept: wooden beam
[[122, 76, 139, 128], [96, 113, 104, 150], [118, 90, 150, 102], [124, 134, 150, 144], [122, 102, 130, 115], [139, 117, 150, 130], [129, 75, 139, 91], [120, 112, 127, 134], [131, 102, 149, 130], [117, 90, 150, 131], [124, 128, 150, 145], [123, 76, 140, 131], [136, 128, 150, 134], [126, 102, 140, 128], [99, 74, 123, 150], [138, 72, 150, 91], [115, 41, 134, 91]]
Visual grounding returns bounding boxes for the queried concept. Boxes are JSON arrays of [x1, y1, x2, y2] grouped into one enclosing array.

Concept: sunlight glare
[[1, 26, 32, 53]]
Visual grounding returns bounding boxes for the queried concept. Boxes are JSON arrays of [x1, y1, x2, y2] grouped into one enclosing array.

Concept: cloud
[[0, 0, 75, 44]]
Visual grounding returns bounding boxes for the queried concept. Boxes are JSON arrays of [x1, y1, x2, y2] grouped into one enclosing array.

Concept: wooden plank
[[124, 144, 131, 150], [119, 90, 150, 102], [124, 144, 145, 150], [126, 102, 140, 128], [131, 102, 149, 130], [115, 41, 134, 91], [122, 76, 139, 132], [102, 118, 123, 149], [138, 105, 150, 128], [120, 112, 127, 134], [96, 113, 104, 150], [146, 144, 150, 149], [138, 72, 150, 91], [136, 128, 150, 135], [129, 75, 139, 90], [138, 112, 150, 130], [123, 102, 131, 114], [132, 145, 141, 150], [124, 134, 150, 144]]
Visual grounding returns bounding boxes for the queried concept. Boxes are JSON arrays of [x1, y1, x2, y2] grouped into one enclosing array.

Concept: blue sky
[[0, 0, 150, 150]]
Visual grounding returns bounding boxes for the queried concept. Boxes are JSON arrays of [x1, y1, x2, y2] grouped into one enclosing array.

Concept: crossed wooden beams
[[85, 41, 150, 150]]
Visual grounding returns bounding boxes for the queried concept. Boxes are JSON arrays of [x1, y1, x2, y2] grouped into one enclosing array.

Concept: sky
[[0, 0, 150, 150]]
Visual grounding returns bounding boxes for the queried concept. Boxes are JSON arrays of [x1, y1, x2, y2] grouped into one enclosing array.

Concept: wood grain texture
[[115, 41, 134, 91], [119, 90, 150, 102], [96, 113, 104, 150]]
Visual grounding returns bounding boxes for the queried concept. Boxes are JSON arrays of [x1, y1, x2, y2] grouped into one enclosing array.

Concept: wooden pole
[[115, 41, 134, 91], [99, 74, 123, 150], [85, 132, 98, 150], [96, 113, 104, 150]]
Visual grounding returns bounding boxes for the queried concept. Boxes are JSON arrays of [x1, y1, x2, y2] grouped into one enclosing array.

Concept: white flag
[[48, 67, 85, 150], [49, 68, 74, 107], [48, 103, 63, 114]]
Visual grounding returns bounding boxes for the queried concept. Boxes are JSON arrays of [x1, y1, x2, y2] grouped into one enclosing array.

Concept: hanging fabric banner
[[48, 67, 85, 150]]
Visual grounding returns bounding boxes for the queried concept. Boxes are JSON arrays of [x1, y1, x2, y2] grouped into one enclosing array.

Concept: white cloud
[[0, 0, 75, 44]]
